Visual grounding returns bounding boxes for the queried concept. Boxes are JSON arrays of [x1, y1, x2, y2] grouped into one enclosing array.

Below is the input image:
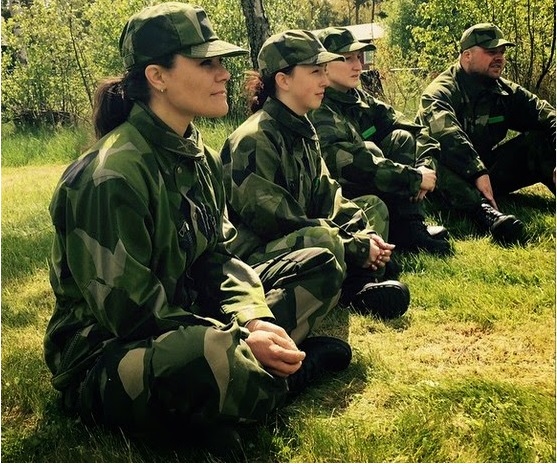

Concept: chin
[[204, 106, 229, 118], [310, 100, 323, 110]]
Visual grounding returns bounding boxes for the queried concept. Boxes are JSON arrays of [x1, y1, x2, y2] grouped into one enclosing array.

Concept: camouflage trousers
[[435, 130, 556, 211], [245, 195, 389, 296], [342, 129, 427, 222], [72, 247, 342, 435], [376, 129, 426, 221]]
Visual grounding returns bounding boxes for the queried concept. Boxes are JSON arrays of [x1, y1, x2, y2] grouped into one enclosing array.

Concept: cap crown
[[119, 2, 246, 69], [459, 23, 515, 51], [317, 27, 376, 53], [258, 29, 343, 77]]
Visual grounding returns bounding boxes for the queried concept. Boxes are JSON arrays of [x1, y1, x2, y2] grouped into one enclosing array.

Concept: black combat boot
[[390, 219, 452, 256], [287, 336, 352, 395], [349, 280, 411, 319], [473, 201, 525, 245]]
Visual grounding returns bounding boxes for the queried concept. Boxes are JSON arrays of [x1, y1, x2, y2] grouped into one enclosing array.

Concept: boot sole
[[351, 280, 410, 319], [427, 225, 450, 241], [491, 216, 525, 245]]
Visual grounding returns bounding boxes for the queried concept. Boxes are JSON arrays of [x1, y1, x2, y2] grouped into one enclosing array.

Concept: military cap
[[459, 23, 515, 52], [317, 27, 376, 54], [258, 29, 344, 77], [119, 2, 248, 70]]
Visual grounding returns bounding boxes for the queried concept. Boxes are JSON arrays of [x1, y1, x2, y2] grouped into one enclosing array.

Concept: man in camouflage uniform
[[44, 3, 351, 444], [417, 23, 556, 245], [221, 29, 411, 320], [309, 27, 451, 256]]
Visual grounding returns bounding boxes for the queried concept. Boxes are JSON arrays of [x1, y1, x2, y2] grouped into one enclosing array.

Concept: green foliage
[[1, 0, 344, 126], [2, 1, 86, 124], [382, 0, 556, 101], [265, 0, 339, 31], [2, 0, 555, 126], [1, 0, 147, 125]]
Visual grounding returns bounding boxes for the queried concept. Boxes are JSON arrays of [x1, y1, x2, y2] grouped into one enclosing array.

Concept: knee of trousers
[[77, 323, 286, 431], [289, 246, 346, 294], [381, 129, 416, 163], [353, 194, 390, 238], [296, 225, 346, 269]]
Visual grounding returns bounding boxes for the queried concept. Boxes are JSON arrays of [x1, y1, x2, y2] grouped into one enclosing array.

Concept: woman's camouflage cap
[[459, 23, 515, 52], [119, 2, 248, 70], [317, 27, 376, 53], [257, 29, 344, 77]]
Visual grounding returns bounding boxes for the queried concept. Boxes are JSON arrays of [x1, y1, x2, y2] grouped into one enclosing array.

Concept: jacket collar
[[324, 86, 369, 108], [262, 97, 318, 140], [455, 61, 512, 98], [128, 102, 205, 161]]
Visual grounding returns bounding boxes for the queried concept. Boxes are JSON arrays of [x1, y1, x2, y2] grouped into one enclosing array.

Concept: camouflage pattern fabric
[[119, 2, 247, 70], [221, 97, 389, 278], [459, 23, 515, 51], [75, 320, 288, 434], [257, 29, 343, 78], [417, 62, 556, 210], [316, 26, 376, 54], [45, 102, 333, 432], [309, 87, 439, 218]]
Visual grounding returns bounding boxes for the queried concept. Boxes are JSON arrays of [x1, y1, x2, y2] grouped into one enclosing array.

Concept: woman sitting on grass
[[220, 29, 410, 320], [44, 2, 351, 447]]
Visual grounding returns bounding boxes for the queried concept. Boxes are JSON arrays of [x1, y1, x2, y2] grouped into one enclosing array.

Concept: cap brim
[[479, 39, 515, 49], [187, 39, 249, 58], [337, 41, 376, 53], [299, 50, 345, 66]]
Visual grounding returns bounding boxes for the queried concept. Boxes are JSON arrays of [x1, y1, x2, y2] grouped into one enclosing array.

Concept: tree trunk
[[240, 0, 272, 70]]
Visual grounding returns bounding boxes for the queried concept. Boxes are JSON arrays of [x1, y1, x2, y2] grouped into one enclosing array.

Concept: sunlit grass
[[1, 129, 555, 462]]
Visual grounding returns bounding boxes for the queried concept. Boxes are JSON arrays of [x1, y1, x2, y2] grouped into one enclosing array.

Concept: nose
[[494, 53, 505, 64], [217, 62, 231, 82]]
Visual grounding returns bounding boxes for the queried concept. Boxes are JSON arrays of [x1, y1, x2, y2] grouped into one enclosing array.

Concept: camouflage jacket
[[309, 87, 439, 199], [45, 102, 273, 390], [221, 97, 374, 267], [417, 61, 556, 181]]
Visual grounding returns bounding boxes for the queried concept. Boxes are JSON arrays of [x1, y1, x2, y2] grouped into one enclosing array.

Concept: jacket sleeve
[[506, 83, 556, 141], [311, 102, 424, 197], [361, 91, 439, 173], [51, 171, 203, 341], [417, 83, 488, 180], [52, 157, 272, 341], [191, 147, 275, 326], [222, 130, 373, 267]]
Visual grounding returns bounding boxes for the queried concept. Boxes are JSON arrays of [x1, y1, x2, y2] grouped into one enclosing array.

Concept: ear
[[145, 64, 167, 93], [461, 49, 472, 62], [274, 71, 291, 92]]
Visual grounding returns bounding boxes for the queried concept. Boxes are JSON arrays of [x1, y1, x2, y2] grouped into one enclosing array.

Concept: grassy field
[[1, 125, 555, 462]]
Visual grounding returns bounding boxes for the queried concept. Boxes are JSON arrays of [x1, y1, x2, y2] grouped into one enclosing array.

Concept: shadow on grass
[[1, 231, 53, 285], [4, 362, 370, 463], [425, 186, 555, 243]]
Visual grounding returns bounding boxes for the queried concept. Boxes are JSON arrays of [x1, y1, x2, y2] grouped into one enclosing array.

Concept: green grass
[[1, 127, 555, 462], [0, 119, 239, 168]]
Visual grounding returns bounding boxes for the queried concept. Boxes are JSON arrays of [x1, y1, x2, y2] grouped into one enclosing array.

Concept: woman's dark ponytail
[[93, 55, 175, 138]]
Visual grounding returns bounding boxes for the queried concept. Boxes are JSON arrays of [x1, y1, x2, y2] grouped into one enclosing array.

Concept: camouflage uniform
[[221, 96, 389, 284], [417, 63, 556, 211], [309, 86, 440, 223], [45, 101, 343, 435]]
